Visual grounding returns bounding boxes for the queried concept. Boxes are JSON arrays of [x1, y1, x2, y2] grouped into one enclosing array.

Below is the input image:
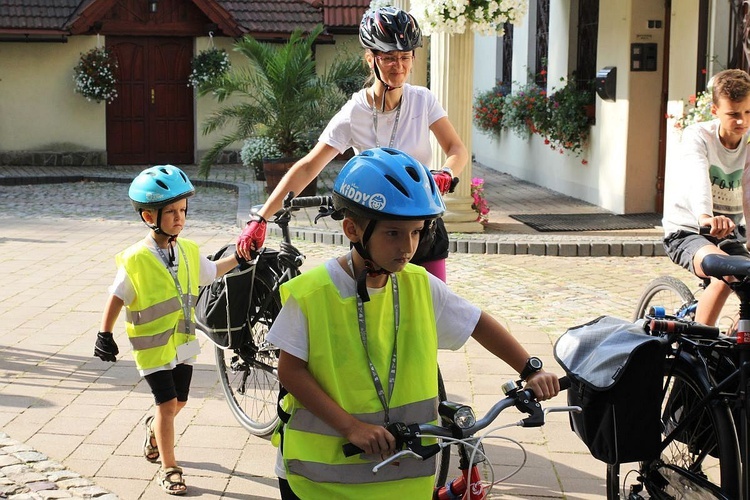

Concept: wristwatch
[[519, 357, 543, 380]]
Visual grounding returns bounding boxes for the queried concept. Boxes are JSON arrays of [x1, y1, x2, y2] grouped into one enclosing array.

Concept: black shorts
[[144, 363, 193, 405], [664, 228, 749, 274]]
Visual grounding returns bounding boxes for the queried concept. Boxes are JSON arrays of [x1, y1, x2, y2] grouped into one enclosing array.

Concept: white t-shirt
[[108, 238, 218, 375], [319, 84, 448, 168], [663, 119, 750, 236], [266, 258, 481, 478]]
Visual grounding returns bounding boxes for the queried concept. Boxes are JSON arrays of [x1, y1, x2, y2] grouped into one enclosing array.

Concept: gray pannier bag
[[195, 243, 256, 349], [554, 315, 669, 464]]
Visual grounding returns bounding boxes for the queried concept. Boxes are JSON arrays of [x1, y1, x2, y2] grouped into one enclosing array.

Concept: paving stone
[[498, 242, 516, 254], [527, 242, 546, 255], [558, 243, 578, 256], [0, 455, 21, 467], [590, 242, 609, 256], [622, 242, 642, 256], [468, 240, 485, 254], [12, 453, 46, 464]]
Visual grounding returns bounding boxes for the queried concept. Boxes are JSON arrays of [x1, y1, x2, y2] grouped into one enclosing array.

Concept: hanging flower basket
[[73, 47, 118, 104], [410, 0, 528, 36], [188, 47, 231, 89]]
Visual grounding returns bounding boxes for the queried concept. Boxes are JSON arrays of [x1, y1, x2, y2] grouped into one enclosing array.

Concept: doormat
[[508, 212, 662, 232]]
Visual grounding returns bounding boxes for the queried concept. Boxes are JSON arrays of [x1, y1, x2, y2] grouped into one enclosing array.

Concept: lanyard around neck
[[371, 88, 402, 149], [153, 239, 192, 333], [347, 252, 400, 425]]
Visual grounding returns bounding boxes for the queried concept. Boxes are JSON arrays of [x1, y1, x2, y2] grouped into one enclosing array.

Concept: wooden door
[[107, 37, 194, 165]]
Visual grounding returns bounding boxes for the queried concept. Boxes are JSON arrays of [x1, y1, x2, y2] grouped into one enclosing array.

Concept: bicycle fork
[[434, 442, 487, 500], [433, 467, 485, 500]]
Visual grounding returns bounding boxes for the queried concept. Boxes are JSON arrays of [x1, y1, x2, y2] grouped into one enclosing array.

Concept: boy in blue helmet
[[267, 148, 560, 499], [94, 165, 243, 495]]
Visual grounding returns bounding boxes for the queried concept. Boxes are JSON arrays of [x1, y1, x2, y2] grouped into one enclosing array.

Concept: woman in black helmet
[[236, 5, 468, 282]]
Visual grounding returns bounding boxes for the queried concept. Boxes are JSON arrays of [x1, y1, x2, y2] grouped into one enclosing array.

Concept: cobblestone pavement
[[0, 179, 690, 499], [0, 162, 664, 257]]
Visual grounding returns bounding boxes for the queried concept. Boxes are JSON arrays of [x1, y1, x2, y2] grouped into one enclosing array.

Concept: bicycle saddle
[[702, 253, 750, 280]]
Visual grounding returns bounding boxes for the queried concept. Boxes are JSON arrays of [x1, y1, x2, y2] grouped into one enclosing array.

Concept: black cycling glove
[[94, 331, 119, 362]]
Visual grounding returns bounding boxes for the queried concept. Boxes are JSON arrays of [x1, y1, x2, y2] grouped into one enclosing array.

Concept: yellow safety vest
[[118, 239, 200, 371], [280, 263, 438, 499]]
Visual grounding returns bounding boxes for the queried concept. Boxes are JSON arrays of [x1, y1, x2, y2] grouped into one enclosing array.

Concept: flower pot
[[584, 104, 595, 121], [262, 157, 317, 196], [253, 163, 266, 181]]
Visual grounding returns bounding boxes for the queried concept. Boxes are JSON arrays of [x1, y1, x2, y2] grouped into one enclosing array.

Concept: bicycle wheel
[[215, 265, 282, 436], [633, 276, 696, 321], [606, 358, 739, 499], [434, 367, 450, 488]]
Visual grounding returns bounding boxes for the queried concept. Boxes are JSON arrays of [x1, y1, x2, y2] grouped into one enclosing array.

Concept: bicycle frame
[[646, 253, 750, 500], [728, 281, 750, 500]]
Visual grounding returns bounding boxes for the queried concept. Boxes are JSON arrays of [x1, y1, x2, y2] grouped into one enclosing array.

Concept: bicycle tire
[[215, 264, 282, 436], [633, 276, 696, 322], [434, 367, 450, 488], [605, 356, 739, 499]]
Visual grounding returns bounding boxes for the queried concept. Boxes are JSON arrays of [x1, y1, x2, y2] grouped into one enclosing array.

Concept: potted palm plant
[[199, 25, 368, 195]]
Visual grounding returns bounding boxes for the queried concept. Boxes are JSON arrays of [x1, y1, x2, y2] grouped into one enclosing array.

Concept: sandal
[[143, 415, 160, 463], [159, 466, 187, 496]]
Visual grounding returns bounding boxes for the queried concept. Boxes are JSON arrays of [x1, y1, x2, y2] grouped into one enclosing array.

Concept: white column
[[393, 0, 428, 87], [430, 31, 484, 233]]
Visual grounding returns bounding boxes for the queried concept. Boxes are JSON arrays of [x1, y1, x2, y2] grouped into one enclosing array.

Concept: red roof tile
[[0, 0, 82, 31], [216, 0, 322, 34], [319, 0, 369, 29], [0, 0, 363, 35]]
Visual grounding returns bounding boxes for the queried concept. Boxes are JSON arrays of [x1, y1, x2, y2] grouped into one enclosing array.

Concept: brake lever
[[372, 449, 423, 474], [544, 405, 582, 415], [314, 207, 338, 223]]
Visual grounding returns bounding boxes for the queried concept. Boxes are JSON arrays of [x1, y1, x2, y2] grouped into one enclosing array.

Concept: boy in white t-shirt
[[94, 165, 242, 495], [663, 69, 750, 326], [267, 148, 560, 499]]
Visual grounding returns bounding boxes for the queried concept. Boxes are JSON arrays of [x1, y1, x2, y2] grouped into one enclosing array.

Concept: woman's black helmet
[[359, 6, 423, 53]]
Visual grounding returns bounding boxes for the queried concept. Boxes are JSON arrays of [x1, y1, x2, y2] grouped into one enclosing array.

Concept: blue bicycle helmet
[[334, 148, 444, 302], [129, 165, 195, 212], [333, 147, 445, 221]]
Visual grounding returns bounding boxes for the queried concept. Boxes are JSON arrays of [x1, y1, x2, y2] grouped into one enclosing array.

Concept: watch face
[[529, 357, 543, 370]]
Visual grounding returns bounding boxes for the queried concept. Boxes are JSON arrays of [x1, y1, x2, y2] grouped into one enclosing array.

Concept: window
[[502, 21, 514, 85], [575, 0, 599, 92], [535, 0, 550, 86], [728, 0, 749, 73]]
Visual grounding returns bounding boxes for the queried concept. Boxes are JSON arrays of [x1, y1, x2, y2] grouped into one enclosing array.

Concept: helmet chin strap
[[140, 209, 180, 266], [351, 220, 393, 302], [372, 62, 403, 112]]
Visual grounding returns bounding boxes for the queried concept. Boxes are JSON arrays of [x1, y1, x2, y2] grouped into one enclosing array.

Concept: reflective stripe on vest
[[118, 240, 200, 370], [279, 264, 438, 498]]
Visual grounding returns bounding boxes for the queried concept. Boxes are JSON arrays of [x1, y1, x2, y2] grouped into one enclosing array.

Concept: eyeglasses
[[375, 54, 414, 66]]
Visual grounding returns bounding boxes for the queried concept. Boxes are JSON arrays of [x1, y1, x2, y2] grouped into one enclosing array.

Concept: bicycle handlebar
[[648, 318, 720, 339], [342, 376, 571, 458], [286, 194, 334, 210]]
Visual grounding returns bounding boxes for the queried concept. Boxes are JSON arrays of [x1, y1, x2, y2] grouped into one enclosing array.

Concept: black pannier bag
[[554, 315, 669, 464], [195, 244, 272, 349]]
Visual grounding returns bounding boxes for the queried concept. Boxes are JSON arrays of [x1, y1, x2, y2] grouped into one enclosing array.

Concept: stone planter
[[262, 157, 317, 196]]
